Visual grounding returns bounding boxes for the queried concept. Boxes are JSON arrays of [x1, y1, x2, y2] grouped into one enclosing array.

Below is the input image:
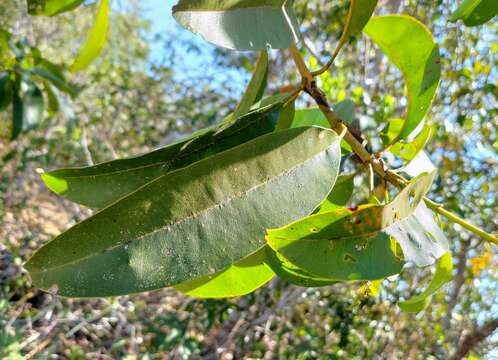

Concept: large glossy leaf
[[26, 126, 341, 297], [265, 246, 338, 287], [175, 247, 274, 298], [172, 0, 301, 51], [267, 173, 438, 281], [449, 0, 498, 27], [69, 0, 110, 72], [41, 103, 285, 208], [364, 16, 441, 140], [399, 252, 453, 313], [27, 0, 84, 16]]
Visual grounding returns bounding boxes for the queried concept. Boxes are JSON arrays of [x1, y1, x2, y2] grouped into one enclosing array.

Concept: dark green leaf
[[265, 246, 338, 287], [315, 173, 355, 213], [172, 0, 301, 51], [69, 0, 111, 72], [233, 50, 269, 119], [26, 126, 342, 297], [11, 91, 23, 140], [449, 0, 498, 27], [364, 16, 441, 140], [42, 103, 285, 208], [0, 75, 13, 111]]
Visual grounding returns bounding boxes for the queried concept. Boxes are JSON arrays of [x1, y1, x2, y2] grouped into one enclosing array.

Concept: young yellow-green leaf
[[69, 0, 110, 73], [399, 252, 453, 313], [41, 103, 284, 208], [26, 126, 341, 297], [233, 50, 269, 119], [172, 0, 301, 51], [315, 173, 355, 214], [174, 247, 274, 298], [265, 244, 338, 287], [364, 16, 441, 141], [382, 118, 432, 161], [27, 0, 84, 16], [449, 0, 498, 27], [267, 173, 438, 281]]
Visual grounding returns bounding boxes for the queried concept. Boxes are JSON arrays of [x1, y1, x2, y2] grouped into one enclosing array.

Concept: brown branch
[[450, 318, 498, 360]]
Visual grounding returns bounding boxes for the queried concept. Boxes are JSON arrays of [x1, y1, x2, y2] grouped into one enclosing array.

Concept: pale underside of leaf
[[172, 1, 301, 51], [27, 127, 341, 297]]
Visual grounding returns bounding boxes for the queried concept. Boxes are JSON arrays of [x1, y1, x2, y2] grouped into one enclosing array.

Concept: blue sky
[[139, 0, 249, 92]]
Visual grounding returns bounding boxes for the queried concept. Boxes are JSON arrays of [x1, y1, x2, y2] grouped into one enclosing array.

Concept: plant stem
[[424, 198, 498, 245], [288, 45, 498, 246], [312, 0, 356, 76]]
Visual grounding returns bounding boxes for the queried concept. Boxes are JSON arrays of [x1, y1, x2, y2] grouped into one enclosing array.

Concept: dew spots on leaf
[[343, 253, 357, 263]]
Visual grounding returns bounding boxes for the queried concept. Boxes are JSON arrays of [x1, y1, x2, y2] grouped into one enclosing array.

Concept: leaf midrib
[[29, 145, 334, 274]]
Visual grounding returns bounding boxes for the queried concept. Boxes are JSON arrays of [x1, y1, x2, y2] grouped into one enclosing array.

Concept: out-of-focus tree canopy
[[1, 0, 496, 358]]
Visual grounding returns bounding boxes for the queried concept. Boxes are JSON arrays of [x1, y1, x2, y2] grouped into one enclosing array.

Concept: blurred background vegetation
[[0, 0, 497, 358]]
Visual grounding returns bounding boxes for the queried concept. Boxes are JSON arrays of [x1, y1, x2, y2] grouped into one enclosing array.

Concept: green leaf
[[30, 62, 78, 98], [382, 118, 432, 161], [233, 50, 269, 119], [399, 252, 453, 313], [69, 0, 111, 73], [174, 247, 274, 298], [27, 0, 84, 16], [172, 0, 301, 51], [364, 16, 441, 140], [449, 0, 498, 27], [0, 75, 13, 111], [290, 100, 355, 152], [315, 173, 355, 213], [41, 103, 285, 208], [11, 91, 23, 140], [267, 173, 438, 281], [347, 0, 378, 39], [265, 246, 338, 287], [26, 126, 341, 297], [250, 92, 295, 130]]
